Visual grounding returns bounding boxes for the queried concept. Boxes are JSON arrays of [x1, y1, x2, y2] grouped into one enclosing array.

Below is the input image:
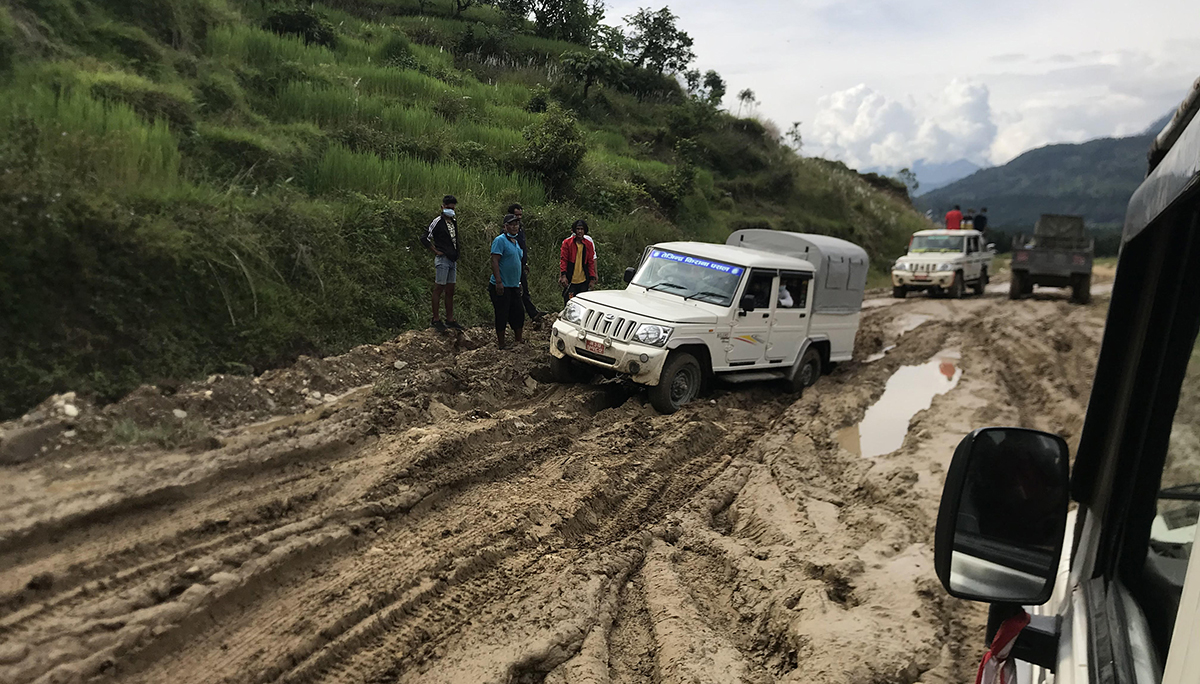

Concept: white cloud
[[810, 80, 997, 170]]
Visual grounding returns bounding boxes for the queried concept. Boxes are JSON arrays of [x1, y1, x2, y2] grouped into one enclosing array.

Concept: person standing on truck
[[945, 205, 963, 230], [963, 208, 976, 231], [507, 203, 547, 324], [974, 207, 988, 235], [420, 195, 463, 332], [489, 214, 525, 349], [559, 220, 597, 303]]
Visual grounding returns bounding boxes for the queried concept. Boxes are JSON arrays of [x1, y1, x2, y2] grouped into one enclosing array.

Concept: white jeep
[[549, 230, 868, 413], [891, 229, 994, 298]]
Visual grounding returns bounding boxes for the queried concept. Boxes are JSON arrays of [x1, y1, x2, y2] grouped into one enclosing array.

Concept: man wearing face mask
[[420, 195, 463, 333], [489, 214, 526, 349]]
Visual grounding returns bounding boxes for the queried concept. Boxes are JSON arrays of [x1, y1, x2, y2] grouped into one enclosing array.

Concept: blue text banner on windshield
[[650, 250, 744, 276]]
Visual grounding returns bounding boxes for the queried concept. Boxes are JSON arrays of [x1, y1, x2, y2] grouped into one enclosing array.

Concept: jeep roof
[[650, 241, 816, 273], [912, 229, 985, 238]]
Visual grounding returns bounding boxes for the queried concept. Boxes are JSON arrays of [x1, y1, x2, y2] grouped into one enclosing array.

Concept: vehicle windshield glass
[[911, 235, 965, 253], [630, 249, 746, 306]]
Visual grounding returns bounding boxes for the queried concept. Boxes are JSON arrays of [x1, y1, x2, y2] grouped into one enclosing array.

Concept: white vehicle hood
[[898, 253, 965, 264], [573, 289, 720, 325]]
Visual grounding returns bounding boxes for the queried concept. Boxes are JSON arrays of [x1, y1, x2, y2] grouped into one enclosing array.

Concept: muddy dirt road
[[0, 282, 1109, 684]]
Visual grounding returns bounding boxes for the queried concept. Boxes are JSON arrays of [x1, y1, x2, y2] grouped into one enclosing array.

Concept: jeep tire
[[948, 271, 965, 299], [971, 268, 987, 295], [551, 355, 592, 384], [892, 286, 907, 299], [790, 347, 823, 393], [649, 352, 702, 414], [1009, 270, 1026, 300]]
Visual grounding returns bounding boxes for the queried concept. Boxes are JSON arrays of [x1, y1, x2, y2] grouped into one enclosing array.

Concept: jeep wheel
[[971, 268, 987, 295], [892, 286, 907, 299], [551, 355, 591, 384], [648, 352, 702, 414], [948, 272, 965, 299], [1071, 274, 1092, 305], [1009, 271, 1025, 300], [790, 347, 822, 393]]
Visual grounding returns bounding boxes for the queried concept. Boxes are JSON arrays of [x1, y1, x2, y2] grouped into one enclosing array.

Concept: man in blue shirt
[[489, 214, 526, 349]]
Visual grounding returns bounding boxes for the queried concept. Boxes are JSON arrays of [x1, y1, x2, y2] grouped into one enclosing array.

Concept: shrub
[[91, 22, 168, 77], [262, 6, 338, 48], [520, 102, 585, 197], [0, 7, 15, 73], [526, 83, 550, 113], [195, 70, 247, 115]]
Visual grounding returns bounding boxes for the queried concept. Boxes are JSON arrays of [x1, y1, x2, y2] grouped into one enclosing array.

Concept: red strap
[[975, 610, 1031, 684]]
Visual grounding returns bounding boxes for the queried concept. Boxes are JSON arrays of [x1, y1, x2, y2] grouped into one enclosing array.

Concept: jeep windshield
[[631, 249, 746, 306], [910, 235, 965, 253]]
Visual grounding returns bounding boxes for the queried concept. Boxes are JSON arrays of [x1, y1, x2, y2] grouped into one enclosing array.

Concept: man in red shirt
[[558, 220, 597, 303], [945, 205, 963, 230]]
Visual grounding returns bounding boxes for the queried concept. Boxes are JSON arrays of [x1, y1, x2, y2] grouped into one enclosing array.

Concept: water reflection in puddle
[[838, 350, 962, 458]]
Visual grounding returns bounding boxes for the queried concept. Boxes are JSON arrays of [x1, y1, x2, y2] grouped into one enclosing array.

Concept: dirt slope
[[0, 285, 1108, 684]]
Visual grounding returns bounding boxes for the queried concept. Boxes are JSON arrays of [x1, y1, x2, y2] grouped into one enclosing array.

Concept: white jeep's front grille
[[581, 308, 637, 340]]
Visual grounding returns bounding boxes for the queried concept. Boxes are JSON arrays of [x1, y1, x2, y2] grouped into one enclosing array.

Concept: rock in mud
[[0, 423, 65, 464]]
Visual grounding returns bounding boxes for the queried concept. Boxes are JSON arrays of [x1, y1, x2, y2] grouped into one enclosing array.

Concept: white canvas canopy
[[726, 230, 869, 314]]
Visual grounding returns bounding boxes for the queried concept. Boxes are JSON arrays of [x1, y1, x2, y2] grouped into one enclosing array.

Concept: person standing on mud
[[945, 205, 963, 230], [489, 214, 526, 349], [559, 220, 597, 304], [507, 203, 546, 324], [420, 195, 463, 332]]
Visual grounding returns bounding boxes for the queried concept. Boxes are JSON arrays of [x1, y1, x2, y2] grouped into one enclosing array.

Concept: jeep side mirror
[[987, 243, 996, 251], [623, 267, 636, 284], [740, 294, 756, 312], [934, 427, 1070, 605]]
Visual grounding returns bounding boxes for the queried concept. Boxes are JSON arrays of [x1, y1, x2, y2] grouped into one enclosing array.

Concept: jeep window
[[778, 272, 810, 309], [911, 235, 965, 253], [631, 249, 746, 306]]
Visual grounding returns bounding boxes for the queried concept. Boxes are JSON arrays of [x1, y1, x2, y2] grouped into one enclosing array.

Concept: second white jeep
[[549, 230, 869, 413], [891, 229, 994, 298]]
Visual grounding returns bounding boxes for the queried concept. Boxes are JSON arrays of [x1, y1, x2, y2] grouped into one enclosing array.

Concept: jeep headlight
[[892, 261, 909, 271], [633, 323, 673, 347], [936, 263, 954, 271], [561, 300, 585, 325]]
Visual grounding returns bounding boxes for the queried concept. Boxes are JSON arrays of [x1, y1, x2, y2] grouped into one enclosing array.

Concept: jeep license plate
[[913, 274, 929, 280], [585, 340, 606, 355]]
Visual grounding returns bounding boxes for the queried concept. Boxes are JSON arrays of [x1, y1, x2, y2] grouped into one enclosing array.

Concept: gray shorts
[[434, 255, 457, 285]]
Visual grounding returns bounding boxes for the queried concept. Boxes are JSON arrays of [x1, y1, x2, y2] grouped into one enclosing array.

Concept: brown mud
[[0, 281, 1109, 684]]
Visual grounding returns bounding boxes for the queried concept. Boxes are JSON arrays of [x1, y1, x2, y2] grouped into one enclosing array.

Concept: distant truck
[[549, 231, 868, 414], [1009, 214, 1094, 304]]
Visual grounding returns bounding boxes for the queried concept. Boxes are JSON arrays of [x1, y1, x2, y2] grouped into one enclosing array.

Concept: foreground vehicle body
[[933, 80, 1200, 683], [1009, 214, 1095, 304], [549, 231, 868, 413], [891, 229, 993, 299]]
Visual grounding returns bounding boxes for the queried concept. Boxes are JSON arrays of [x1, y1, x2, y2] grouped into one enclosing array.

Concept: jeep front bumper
[[893, 270, 956, 289], [549, 320, 669, 386]]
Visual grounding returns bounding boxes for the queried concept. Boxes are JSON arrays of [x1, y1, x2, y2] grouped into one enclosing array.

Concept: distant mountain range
[[914, 114, 1172, 230], [862, 158, 981, 196]]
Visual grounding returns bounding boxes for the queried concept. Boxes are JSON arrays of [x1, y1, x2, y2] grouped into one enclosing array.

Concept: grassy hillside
[[915, 131, 1153, 240], [0, 0, 929, 418]]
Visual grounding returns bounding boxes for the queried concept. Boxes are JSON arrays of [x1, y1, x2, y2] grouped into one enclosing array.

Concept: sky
[[604, 0, 1199, 170]]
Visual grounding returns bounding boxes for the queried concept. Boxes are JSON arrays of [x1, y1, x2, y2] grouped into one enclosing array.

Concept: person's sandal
[[446, 320, 465, 331], [431, 319, 448, 332]]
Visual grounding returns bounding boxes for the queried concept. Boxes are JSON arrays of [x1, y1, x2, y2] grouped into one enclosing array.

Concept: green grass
[[308, 144, 545, 203]]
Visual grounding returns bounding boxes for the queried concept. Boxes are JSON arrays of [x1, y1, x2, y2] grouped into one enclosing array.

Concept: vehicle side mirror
[[740, 294, 756, 312], [934, 427, 1070, 605], [987, 243, 996, 251], [623, 267, 636, 284]]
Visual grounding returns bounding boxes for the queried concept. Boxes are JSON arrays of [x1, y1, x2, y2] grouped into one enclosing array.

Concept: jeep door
[[726, 269, 776, 366], [964, 235, 983, 281], [765, 271, 812, 363]]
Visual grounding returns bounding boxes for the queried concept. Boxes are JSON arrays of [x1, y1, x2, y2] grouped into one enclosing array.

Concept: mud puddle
[[837, 350, 962, 458]]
